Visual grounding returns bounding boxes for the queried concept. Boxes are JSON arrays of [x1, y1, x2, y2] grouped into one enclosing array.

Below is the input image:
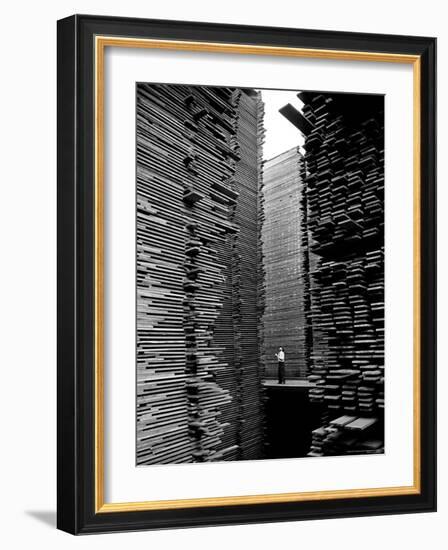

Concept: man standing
[[275, 347, 286, 384]]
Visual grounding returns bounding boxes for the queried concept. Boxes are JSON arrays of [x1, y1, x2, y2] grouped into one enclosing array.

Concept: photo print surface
[[136, 83, 384, 466]]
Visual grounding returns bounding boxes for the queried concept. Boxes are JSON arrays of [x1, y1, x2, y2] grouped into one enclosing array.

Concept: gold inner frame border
[[94, 35, 421, 513]]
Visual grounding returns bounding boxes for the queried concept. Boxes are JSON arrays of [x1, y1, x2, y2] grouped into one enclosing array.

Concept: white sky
[[259, 89, 305, 161]]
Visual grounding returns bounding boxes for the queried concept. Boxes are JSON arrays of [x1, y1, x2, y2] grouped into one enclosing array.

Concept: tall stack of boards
[[261, 148, 310, 379], [136, 84, 266, 465], [287, 92, 385, 457]]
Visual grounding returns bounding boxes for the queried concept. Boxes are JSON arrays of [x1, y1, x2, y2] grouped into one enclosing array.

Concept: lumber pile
[[309, 415, 384, 457], [136, 84, 265, 465], [233, 91, 266, 459], [261, 148, 310, 379], [292, 92, 385, 456]]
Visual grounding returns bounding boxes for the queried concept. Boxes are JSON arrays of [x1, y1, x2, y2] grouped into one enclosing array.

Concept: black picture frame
[[57, 14, 436, 534]]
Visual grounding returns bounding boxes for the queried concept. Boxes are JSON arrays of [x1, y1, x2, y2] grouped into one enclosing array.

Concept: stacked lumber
[[136, 84, 265, 464], [136, 84, 194, 465], [261, 148, 309, 379], [309, 415, 384, 457], [211, 89, 267, 460], [293, 92, 384, 456], [233, 91, 266, 459], [257, 100, 267, 375]]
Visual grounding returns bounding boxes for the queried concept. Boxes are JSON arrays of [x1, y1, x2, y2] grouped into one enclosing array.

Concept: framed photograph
[[57, 14, 436, 534]]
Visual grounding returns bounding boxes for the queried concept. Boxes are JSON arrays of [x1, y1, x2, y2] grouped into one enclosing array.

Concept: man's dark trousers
[[278, 361, 285, 384]]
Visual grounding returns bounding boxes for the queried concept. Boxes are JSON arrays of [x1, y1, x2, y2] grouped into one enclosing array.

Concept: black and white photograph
[[136, 83, 385, 466], [51, 8, 436, 537]]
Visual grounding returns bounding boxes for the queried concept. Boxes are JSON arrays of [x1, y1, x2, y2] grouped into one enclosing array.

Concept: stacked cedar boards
[[296, 92, 385, 456], [257, 101, 267, 378], [233, 91, 266, 459], [261, 148, 310, 379], [309, 415, 384, 457], [136, 84, 265, 465]]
